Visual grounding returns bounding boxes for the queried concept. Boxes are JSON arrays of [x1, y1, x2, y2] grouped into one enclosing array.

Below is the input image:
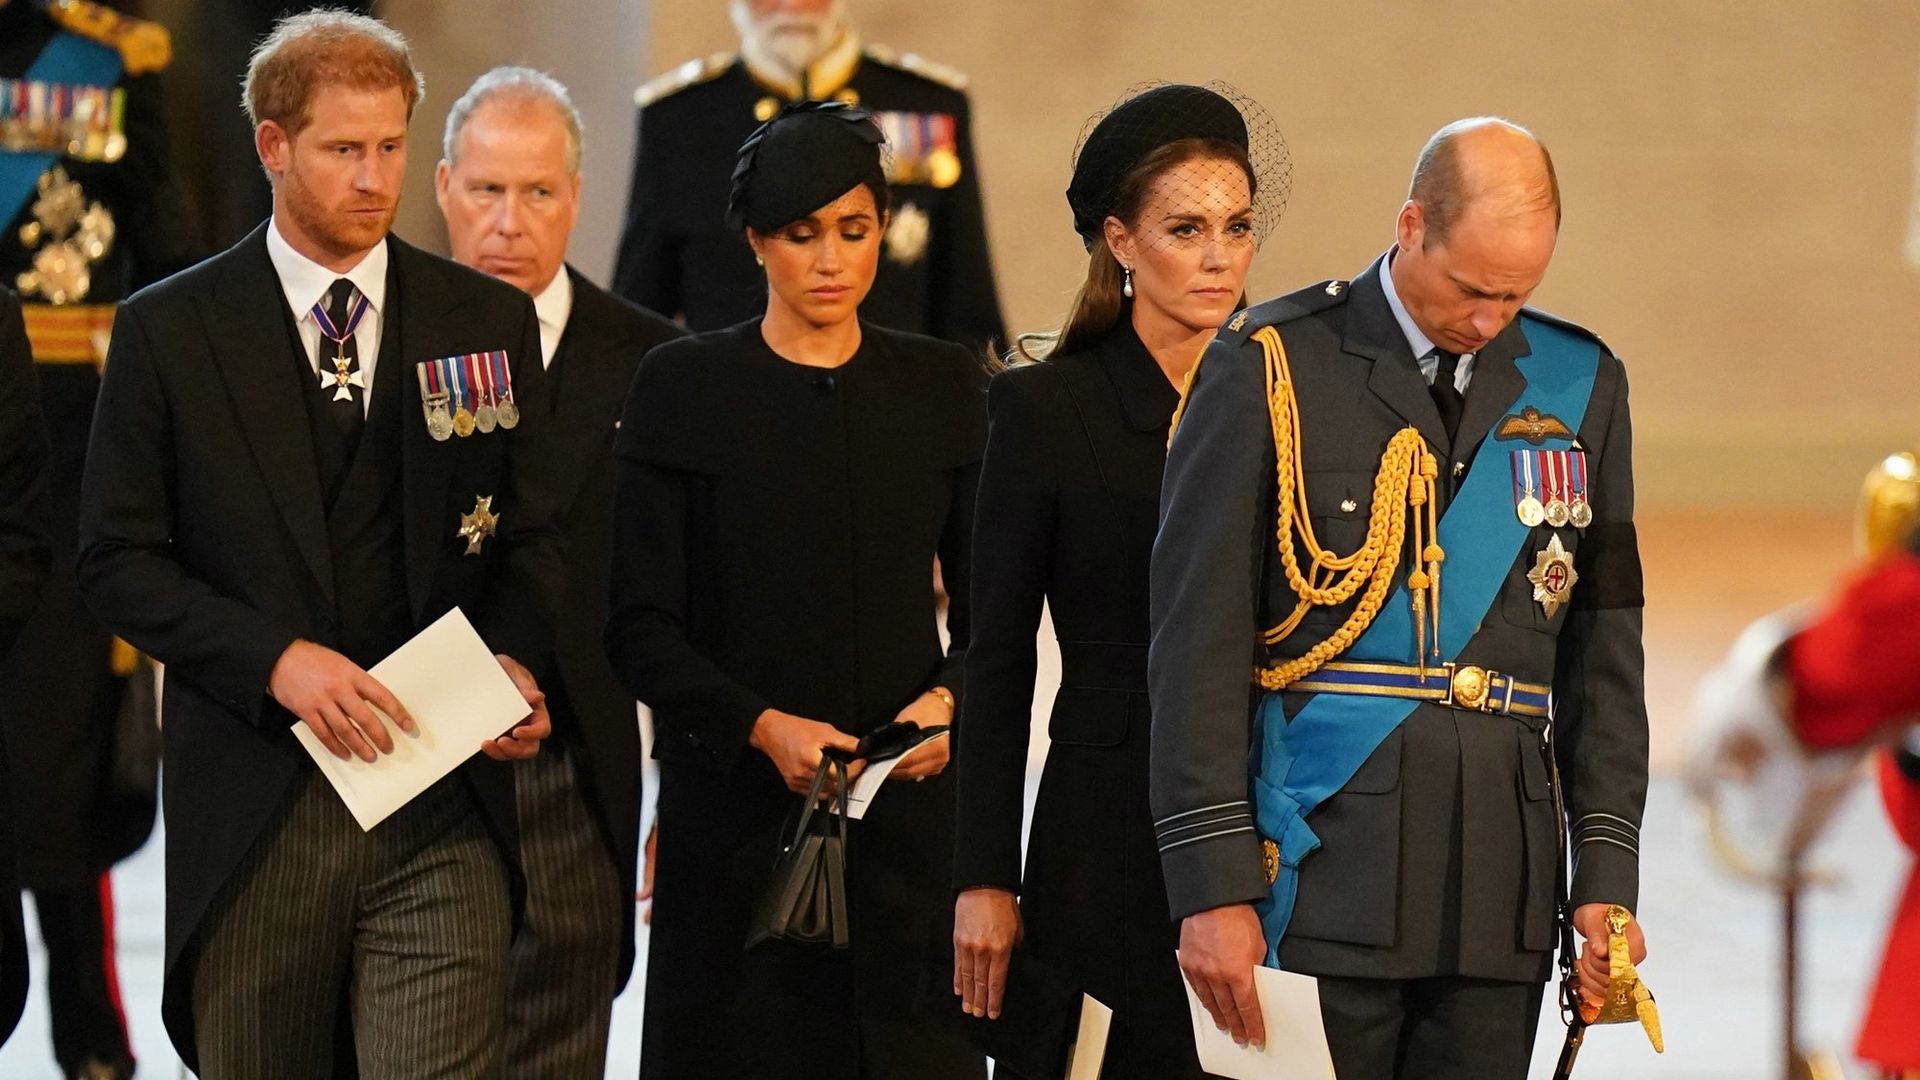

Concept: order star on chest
[[458, 495, 500, 555], [1527, 533, 1578, 617]]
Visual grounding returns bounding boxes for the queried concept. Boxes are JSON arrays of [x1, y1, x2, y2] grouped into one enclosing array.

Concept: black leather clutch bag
[[955, 947, 1085, 1078]]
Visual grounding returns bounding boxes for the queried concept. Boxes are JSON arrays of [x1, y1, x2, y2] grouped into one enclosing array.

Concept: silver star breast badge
[[1526, 533, 1578, 618]]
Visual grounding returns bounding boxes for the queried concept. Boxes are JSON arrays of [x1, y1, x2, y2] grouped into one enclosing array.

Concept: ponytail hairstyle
[[1014, 137, 1254, 364]]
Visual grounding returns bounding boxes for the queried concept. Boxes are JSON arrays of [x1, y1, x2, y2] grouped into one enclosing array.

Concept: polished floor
[[1, 507, 1906, 1079]]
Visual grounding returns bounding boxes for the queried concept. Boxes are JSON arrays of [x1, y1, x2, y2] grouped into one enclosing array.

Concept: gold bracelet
[[929, 686, 955, 716]]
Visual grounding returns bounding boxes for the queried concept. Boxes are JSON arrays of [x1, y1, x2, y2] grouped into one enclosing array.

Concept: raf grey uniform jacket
[[1148, 256, 1648, 983]]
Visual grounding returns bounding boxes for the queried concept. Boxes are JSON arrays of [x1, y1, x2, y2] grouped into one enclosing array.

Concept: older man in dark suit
[[1151, 118, 1651, 1080], [435, 66, 682, 1077], [75, 13, 559, 1077]]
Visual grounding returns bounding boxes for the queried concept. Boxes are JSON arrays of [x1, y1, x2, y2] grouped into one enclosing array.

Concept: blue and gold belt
[[1287, 660, 1550, 719]]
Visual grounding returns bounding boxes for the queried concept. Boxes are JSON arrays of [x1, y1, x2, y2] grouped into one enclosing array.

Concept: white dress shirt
[[532, 268, 574, 369], [265, 216, 389, 416], [1380, 248, 1474, 394]]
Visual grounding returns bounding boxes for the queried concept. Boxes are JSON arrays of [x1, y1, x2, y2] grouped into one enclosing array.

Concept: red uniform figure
[[1787, 548, 1920, 1077]]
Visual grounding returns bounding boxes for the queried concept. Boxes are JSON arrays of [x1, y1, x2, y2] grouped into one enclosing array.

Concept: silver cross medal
[[321, 348, 365, 402]]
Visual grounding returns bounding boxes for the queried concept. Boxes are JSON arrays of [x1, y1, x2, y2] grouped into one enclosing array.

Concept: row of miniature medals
[[1512, 447, 1587, 619], [415, 351, 520, 441], [0, 78, 127, 162], [311, 294, 519, 442], [1511, 448, 1591, 529]]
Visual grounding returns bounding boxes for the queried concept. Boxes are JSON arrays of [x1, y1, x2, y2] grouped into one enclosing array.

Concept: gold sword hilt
[[1577, 904, 1664, 1053]]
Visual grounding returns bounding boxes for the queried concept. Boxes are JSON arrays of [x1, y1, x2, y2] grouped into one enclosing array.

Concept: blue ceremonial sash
[[1251, 316, 1601, 963], [0, 34, 124, 232]]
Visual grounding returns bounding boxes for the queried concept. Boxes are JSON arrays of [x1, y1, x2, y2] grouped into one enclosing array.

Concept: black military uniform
[[0, 3, 188, 1076], [610, 36, 1006, 354], [1149, 255, 1648, 1080]]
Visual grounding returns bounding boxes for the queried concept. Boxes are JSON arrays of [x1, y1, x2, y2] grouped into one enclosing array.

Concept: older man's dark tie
[[1429, 348, 1464, 446]]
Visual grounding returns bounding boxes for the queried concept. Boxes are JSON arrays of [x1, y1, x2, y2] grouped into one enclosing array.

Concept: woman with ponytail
[[951, 83, 1290, 1076]]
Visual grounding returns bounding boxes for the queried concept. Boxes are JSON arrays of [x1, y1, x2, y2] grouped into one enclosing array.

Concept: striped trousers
[[503, 743, 624, 1078], [191, 771, 511, 1079]]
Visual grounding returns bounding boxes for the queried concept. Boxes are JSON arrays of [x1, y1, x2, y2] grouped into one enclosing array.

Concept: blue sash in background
[[1, 33, 125, 231]]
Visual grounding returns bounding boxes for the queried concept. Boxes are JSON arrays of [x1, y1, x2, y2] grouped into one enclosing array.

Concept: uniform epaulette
[[634, 51, 736, 108], [1521, 304, 1611, 355], [862, 43, 969, 92], [1218, 279, 1351, 344], [45, 0, 170, 75]]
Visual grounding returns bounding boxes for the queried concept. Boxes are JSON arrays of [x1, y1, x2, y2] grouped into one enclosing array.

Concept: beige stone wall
[[643, 1, 1920, 509]]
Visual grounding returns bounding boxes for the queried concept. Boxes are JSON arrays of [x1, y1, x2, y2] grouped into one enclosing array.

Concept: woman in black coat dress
[[607, 102, 985, 1079], [951, 84, 1289, 1078]]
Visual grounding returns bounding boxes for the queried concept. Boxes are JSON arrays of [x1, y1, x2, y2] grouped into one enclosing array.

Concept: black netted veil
[[1066, 81, 1291, 251]]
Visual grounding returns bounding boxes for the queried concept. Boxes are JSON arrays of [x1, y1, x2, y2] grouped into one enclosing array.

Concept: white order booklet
[[292, 607, 530, 831], [1179, 955, 1337, 1080], [1063, 993, 1114, 1080], [843, 729, 951, 820]]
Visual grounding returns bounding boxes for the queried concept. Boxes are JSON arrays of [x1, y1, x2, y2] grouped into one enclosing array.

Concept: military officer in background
[[611, 0, 1006, 355], [436, 65, 682, 1077], [0, 3, 189, 1077], [1150, 118, 1652, 1079]]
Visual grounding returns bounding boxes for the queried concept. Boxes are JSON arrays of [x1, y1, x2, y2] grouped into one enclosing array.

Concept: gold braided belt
[[1173, 324, 1444, 690], [1289, 660, 1550, 719]]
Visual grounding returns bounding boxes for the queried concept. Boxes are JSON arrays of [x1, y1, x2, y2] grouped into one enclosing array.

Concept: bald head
[[1408, 117, 1559, 249], [1388, 118, 1561, 355]]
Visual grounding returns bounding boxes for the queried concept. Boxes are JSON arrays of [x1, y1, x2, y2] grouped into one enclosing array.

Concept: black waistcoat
[[288, 288, 411, 670]]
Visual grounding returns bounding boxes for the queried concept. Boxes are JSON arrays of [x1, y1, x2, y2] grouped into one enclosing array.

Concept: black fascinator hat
[[1065, 82, 1291, 250], [726, 100, 889, 233]]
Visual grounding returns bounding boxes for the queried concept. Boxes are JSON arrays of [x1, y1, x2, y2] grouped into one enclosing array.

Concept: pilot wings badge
[[1496, 405, 1575, 445]]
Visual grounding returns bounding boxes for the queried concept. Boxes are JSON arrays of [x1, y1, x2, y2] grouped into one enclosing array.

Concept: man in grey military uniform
[[1148, 118, 1651, 1079]]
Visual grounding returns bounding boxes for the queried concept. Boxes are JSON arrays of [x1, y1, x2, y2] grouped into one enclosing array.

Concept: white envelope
[[292, 607, 531, 831], [1179, 955, 1337, 1080]]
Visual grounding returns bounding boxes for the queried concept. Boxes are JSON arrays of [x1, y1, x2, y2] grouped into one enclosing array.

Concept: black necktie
[[1429, 349, 1464, 446], [322, 279, 366, 446]]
